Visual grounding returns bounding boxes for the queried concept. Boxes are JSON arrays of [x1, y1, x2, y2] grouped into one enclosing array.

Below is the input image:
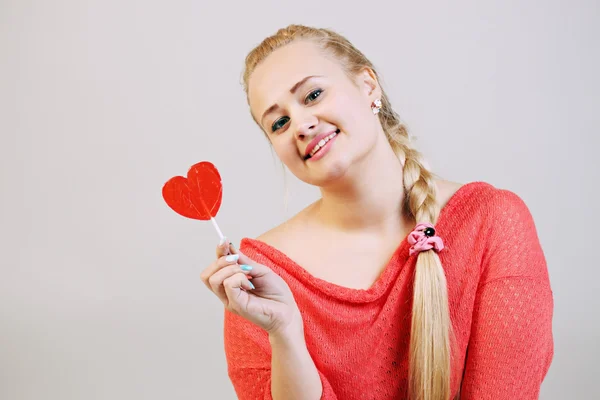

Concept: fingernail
[[219, 237, 227, 246], [226, 254, 239, 262], [240, 265, 253, 271], [248, 281, 255, 290]]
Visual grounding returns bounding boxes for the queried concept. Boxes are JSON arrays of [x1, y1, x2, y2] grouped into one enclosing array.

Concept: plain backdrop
[[1, 0, 598, 399]]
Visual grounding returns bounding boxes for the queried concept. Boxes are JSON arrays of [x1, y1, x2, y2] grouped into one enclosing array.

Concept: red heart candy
[[162, 161, 223, 220]]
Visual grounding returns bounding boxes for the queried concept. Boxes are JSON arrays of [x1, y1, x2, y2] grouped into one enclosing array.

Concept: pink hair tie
[[408, 223, 444, 256]]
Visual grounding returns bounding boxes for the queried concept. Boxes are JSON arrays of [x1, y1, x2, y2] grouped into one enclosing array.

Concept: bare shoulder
[[255, 222, 290, 249], [436, 179, 465, 210], [255, 203, 315, 250]]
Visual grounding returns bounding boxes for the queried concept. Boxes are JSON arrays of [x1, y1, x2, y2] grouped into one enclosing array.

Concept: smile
[[304, 129, 340, 161]]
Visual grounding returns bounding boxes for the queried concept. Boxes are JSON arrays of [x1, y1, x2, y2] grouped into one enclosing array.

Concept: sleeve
[[223, 308, 338, 400], [459, 190, 554, 400]]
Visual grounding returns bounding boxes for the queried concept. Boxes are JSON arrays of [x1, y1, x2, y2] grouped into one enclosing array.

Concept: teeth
[[310, 131, 338, 156]]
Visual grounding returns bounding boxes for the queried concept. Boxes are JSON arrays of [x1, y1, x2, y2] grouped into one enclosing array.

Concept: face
[[247, 40, 382, 187]]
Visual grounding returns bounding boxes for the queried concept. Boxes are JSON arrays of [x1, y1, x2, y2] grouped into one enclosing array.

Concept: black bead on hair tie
[[407, 223, 445, 256], [423, 227, 436, 237]]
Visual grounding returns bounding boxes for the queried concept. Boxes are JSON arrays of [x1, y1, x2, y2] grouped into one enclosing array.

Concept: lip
[[304, 129, 339, 159]]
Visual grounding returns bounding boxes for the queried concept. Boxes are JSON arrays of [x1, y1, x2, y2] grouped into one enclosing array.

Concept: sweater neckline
[[240, 181, 487, 303]]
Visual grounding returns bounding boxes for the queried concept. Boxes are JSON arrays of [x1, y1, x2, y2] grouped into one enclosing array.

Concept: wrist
[[268, 308, 305, 343]]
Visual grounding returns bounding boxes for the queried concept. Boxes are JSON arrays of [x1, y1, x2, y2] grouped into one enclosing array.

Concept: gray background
[[1, 0, 598, 399]]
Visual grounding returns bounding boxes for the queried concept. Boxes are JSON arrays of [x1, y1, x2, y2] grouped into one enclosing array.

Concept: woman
[[200, 25, 554, 400]]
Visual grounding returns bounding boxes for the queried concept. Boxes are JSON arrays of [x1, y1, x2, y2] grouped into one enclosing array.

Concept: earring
[[371, 98, 382, 115]]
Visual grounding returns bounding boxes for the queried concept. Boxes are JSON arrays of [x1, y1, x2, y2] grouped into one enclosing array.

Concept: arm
[[224, 308, 337, 400], [270, 310, 322, 400], [460, 276, 554, 399], [460, 190, 554, 399]]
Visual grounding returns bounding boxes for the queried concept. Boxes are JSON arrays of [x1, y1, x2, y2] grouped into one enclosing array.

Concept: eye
[[305, 89, 323, 104], [270, 89, 324, 133], [271, 116, 290, 132]]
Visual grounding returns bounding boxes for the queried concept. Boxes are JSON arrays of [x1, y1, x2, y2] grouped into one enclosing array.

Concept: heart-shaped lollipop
[[162, 161, 225, 239]]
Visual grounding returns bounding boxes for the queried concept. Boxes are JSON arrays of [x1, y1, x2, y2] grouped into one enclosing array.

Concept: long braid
[[379, 88, 455, 400]]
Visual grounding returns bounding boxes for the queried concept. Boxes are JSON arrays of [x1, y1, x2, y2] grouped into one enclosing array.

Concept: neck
[[312, 131, 414, 233]]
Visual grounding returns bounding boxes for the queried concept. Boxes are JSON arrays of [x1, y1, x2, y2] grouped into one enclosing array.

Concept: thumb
[[236, 250, 270, 277]]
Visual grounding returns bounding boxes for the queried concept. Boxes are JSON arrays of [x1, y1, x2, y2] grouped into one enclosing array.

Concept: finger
[[200, 253, 241, 287], [208, 265, 251, 305], [236, 251, 270, 278], [215, 236, 231, 258], [223, 272, 255, 307], [227, 242, 244, 277]]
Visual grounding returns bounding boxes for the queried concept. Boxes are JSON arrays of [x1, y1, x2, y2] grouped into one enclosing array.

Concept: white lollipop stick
[[209, 216, 234, 257], [210, 217, 225, 241]]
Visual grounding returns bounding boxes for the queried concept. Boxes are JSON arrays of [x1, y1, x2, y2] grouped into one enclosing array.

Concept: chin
[[297, 155, 354, 187]]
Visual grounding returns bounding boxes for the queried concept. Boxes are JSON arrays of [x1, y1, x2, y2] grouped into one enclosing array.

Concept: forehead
[[248, 41, 344, 118]]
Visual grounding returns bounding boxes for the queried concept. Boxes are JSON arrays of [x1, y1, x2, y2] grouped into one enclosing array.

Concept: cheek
[[272, 139, 300, 165], [330, 92, 367, 130]]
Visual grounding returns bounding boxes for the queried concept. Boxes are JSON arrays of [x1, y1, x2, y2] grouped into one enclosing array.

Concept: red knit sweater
[[223, 182, 554, 399]]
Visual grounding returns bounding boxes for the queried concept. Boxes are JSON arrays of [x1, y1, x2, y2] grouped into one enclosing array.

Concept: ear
[[355, 67, 381, 100]]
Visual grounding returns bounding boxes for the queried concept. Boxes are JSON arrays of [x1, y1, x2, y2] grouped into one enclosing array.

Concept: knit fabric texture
[[223, 181, 554, 399]]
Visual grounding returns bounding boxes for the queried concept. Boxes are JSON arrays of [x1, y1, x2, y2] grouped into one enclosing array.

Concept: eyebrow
[[260, 75, 323, 126]]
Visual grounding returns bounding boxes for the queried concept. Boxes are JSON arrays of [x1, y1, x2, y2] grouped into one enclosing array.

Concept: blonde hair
[[242, 24, 457, 400]]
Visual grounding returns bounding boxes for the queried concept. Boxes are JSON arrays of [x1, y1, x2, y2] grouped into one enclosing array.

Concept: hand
[[200, 238, 302, 336]]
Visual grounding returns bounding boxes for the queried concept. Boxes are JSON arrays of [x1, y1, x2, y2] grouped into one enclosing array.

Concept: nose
[[293, 111, 318, 141]]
